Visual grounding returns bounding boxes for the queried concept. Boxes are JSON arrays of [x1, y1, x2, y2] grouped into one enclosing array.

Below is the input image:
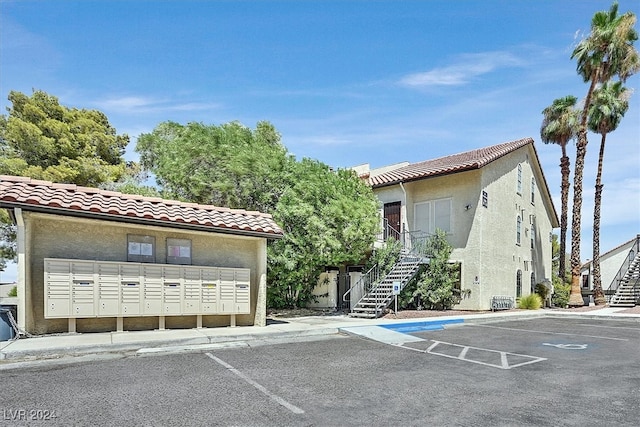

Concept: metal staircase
[[345, 226, 430, 319], [608, 236, 640, 307]]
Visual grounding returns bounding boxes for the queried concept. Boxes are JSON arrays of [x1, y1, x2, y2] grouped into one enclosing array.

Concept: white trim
[[15, 208, 27, 330], [413, 197, 452, 234]]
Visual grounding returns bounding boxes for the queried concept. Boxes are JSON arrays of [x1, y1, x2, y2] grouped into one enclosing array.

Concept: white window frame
[[414, 198, 452, 234], [516, 215, 522, 246], [516, 164, 522, 195], [531, 177, 536, 205], [530, 223, 535, 249]]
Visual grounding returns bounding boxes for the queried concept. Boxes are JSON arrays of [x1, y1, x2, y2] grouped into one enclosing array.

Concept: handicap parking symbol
[[542, 343, 588, 350]]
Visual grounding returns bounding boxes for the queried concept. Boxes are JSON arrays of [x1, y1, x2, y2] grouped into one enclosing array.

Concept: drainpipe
[[14, 208, 27, 331], [399, 182, 407, 234]]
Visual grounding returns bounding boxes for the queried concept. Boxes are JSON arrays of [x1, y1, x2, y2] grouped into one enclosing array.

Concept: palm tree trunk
[[569, 75, 599, 307], [569, 130, 587, 306], [559, 145, 570, 280], [592, 134, 607, 305]]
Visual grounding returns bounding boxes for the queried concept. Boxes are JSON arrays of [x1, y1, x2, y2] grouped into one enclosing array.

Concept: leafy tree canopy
[[268, 158, 380, 308], [137, 121, 381, 309], [136, 120, 291, 213], [0, 89, 131, 270], [0, 90, 129, 186]]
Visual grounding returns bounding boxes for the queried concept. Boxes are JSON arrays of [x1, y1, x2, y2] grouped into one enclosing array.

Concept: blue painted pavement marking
[[380, 318, 464, 334]]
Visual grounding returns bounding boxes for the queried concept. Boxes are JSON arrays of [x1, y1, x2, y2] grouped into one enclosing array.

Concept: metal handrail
[[343, 224, 431, 312], [607, 235, 640, 293]]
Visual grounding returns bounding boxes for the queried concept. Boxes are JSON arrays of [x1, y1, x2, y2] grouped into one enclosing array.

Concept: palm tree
[[587, 81, 630, 305], [568, 2, 639, 306], [540, 96, 579, 281]]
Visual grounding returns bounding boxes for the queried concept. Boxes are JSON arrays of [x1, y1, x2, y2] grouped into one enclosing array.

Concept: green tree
[[0, 90, 128, 186], [540, 96, 579, 279], [403, 229, 462, 310], [137, 120, 380, 309], [102, 161, 162, 197], [587, 81, 630, 305], [0, 89, 130, 270], [568, 2, 639, 306], [136, 120, 291, 213], [267, 159, 379, 308]]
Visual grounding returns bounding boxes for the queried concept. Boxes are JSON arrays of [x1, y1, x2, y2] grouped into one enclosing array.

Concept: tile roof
[[369, 138, 534, 188], [0, 176, 283, 238]]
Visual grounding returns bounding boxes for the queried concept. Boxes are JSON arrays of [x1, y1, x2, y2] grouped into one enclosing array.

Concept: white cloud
[[399, 51, 526, 87], [93, 96, 221, 114]]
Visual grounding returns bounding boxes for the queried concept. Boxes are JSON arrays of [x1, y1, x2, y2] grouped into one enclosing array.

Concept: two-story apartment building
[[355, 138, 559, 311]]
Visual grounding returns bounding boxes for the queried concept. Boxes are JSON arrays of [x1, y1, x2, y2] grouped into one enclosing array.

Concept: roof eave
[[0, 202, 284, 240], [371, 165, 481, 189]]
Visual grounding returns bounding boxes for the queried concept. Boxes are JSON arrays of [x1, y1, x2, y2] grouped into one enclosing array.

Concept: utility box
[[44, 258, 251, 319], [1, 305, 17, 341], [235, 269, 251, 314], [143, 265, 163, 315], [201, 268, 219, 313], [98, 263, 120, 316], [309, 270, 339, 309], [182, 267, 202, 314]]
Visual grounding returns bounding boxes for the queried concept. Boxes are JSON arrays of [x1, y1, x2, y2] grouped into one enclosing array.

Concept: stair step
[[348, 312, 377, 319]]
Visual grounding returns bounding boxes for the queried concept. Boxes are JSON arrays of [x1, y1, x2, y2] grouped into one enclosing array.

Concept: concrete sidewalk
[[1, 307, 638, 364]]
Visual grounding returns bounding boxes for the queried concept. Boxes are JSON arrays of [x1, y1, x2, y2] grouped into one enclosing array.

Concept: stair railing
[[343, 225, 431, 313], [607, 235, 640, 295], [343, 221, 401, 309]]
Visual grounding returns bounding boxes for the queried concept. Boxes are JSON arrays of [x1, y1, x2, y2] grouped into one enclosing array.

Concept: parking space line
[[577, 323, 640, 332], [205, 353, 305, 414], [471, 324, 629, 341]]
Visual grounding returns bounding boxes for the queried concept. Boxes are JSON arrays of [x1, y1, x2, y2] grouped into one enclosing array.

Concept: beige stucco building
[[357, 138, 559, 310], [0, 176, 283, 335]]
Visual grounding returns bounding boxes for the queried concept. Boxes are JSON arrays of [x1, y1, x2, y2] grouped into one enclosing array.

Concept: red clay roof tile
[[369, 138, 533, 188], [0, 176, 283, 238]]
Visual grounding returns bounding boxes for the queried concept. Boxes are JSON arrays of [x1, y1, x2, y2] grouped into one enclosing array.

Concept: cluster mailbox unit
[[44, 258, 251, 331]]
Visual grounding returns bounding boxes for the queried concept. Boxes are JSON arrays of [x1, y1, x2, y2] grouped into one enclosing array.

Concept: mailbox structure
[[0, 175, 283, 334]]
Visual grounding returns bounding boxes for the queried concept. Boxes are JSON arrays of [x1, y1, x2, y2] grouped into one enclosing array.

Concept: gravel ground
[[268, 304, 640, 320], [383, 304, 640, 318]]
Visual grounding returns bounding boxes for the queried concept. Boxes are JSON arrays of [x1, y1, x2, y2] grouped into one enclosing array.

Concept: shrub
[[404, 229, 463, 310], [551, 279, 570, 308], [535, 283, 550, 305], [7, 286, 17, 297], [518, 293, 542, 310]]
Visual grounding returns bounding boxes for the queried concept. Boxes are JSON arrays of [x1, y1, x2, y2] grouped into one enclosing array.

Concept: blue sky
[[1, 0, 639, 282]]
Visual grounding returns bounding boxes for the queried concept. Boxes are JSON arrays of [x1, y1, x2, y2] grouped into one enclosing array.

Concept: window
[[516, 164, 522, 194], [516, 215, 522, 245], [531, 272, 536, 293], [531, 177, 536, 204], [482, 190, 488, 208], [530, 223, 535, 249], [166, 238, 192, 265], [516, 270, 522, 298], [414, 198, 452, 234], [127, 235, 156, 263]]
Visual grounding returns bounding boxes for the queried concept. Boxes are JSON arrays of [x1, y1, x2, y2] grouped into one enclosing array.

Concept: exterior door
[[383, 202, 401, 240]]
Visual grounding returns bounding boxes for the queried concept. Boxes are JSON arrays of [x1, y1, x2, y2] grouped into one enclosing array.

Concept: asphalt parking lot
[[1, 317, 638, 426]]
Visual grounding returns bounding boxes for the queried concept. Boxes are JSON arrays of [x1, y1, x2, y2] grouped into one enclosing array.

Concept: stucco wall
[[23, 212, 264, 334], [372, 145, 556, 310], [581, 238, 636, 291], [468, 146, 555, 309]]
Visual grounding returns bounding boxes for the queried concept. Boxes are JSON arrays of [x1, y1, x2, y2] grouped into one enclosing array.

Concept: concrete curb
[[1, 310, 638, 364]]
